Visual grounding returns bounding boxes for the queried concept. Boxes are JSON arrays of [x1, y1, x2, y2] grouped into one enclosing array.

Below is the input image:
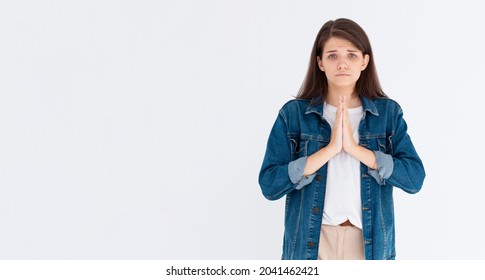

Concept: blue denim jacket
[[259, 95, 425, 260]]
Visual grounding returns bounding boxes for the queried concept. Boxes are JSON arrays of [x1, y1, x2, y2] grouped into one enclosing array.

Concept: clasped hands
[[327, 95, 359, 157]]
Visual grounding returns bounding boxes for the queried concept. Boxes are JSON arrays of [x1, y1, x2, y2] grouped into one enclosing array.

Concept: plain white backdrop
[[0, 0, 484, 259]]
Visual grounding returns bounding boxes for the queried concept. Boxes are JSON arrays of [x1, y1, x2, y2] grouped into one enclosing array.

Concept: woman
[[258, 18, 425, 260]]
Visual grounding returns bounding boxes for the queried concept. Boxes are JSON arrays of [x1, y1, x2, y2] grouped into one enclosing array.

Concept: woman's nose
[[338, 62, 348, 70]]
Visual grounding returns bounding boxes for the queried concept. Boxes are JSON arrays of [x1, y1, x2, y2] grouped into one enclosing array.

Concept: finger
[[340, 96, 344, 114], [342, 106, 349, 125], [343, 108, 351, 131], [337, 102, 343, 128], [341, 100, 346, 126], [342, 96, 348, 112], [340, 96, 345, 116], [334, 111, 341, 133]]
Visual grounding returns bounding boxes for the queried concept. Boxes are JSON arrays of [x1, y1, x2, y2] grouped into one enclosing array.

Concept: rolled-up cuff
[[368, 151, 394, 185], [288, 156, 316, 190]]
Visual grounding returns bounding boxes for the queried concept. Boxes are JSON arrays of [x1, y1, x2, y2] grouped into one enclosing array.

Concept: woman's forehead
[[323, 37, 357, 51]]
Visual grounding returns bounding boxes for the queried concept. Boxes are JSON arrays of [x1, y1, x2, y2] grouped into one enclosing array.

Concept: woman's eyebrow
[[325, 49, 358, 53]]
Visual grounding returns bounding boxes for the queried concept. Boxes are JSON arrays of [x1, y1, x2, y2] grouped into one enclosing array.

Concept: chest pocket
[[290, 137, 308, 160], [370, 133, 394, 155], [289, 134, 327, 160]]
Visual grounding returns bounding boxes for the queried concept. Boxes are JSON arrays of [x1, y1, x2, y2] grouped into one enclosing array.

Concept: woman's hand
[[328, 95, 358, 156], [327, 98, 343, 156], [341, 96, 359, 155]]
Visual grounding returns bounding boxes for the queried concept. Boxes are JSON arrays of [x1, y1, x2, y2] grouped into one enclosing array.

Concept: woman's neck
[[325, 91, 362, 108]]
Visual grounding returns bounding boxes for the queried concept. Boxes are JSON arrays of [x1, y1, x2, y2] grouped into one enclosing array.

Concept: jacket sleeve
[[368, 106, 426, 194], [259, 110, 315, 201]]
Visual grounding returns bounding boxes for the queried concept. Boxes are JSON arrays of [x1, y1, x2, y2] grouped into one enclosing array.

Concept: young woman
[[259, 18, 425, 260]]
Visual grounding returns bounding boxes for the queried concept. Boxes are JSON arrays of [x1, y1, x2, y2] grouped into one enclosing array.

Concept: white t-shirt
[[322, 103, 364, 229]]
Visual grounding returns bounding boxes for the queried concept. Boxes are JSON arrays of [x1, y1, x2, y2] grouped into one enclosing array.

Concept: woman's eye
[[349, 53, 357, 58], [328, 54, 336, 59]]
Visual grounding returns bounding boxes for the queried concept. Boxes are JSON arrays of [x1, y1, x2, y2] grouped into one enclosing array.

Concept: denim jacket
[[259, 95, 425, 260]]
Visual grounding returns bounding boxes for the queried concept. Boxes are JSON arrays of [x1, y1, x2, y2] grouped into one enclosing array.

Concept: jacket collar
[[305, 95, 379, 117]]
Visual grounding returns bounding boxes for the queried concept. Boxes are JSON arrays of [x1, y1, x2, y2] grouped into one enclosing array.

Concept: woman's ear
[[361, 54, 370, 71], [317, 56, 325, 72]]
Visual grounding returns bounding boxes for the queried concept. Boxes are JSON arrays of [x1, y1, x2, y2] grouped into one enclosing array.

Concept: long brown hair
[[297, 18, 387, 101]]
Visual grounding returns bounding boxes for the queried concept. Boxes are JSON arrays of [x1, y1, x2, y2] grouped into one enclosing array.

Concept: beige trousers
[[317, 224, 365, 260]]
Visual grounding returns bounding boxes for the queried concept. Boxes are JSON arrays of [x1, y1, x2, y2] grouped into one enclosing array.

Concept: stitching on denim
[[378, 186, 388, 259], [289, 187, 305, 259]]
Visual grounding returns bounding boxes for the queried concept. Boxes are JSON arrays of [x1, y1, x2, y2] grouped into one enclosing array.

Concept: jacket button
[[315, 175, 322, 181], [312, 207, 319, 214], [308, 241, 315, 248]]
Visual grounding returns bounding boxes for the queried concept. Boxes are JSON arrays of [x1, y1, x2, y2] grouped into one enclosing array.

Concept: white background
[[0, 0, 483, 259]]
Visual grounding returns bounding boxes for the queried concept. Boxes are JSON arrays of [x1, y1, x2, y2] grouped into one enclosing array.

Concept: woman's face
[[317, 37, 369, 92]]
